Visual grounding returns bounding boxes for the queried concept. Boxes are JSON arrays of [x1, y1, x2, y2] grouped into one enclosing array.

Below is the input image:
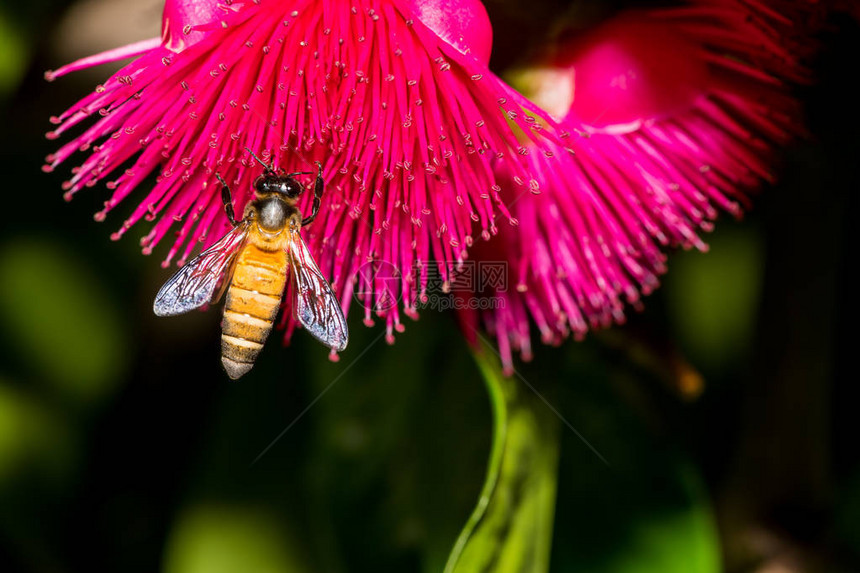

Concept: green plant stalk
[[444, 340, 560, 573]]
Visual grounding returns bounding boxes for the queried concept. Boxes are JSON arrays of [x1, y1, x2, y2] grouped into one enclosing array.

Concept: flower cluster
[[45, 0, 563, 344], [461, 0, 818, 372], [47, 0, 825, 370]]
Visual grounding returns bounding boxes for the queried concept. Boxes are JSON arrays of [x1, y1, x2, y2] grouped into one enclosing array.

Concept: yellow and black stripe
[[220, 241, 288, 379]]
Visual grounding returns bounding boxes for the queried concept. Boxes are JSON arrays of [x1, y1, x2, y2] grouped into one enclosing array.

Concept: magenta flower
[[461, 0, 815, 374], [45, 0, 562, 346]]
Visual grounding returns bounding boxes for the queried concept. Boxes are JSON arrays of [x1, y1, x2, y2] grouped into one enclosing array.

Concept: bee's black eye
[[254, 176, 269, 193], [283, 181, 301, 198]]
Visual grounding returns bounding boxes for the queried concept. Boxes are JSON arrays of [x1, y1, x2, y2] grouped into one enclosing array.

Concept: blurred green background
[[1, 1, 858, 572]]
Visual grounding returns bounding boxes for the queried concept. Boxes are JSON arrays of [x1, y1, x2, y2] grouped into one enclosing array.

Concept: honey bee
[[153, 150, 348, 379]]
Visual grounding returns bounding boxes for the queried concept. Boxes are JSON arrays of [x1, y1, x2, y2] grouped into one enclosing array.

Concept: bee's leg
[[301, 161, 324, 227], [215, 174, 238, 227]]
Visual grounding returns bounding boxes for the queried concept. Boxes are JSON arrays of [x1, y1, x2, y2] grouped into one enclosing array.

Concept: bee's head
[[253, 171, 303, 200]]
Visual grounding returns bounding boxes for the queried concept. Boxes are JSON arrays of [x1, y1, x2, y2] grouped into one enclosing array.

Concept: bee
[[153, 149, 348, 379]]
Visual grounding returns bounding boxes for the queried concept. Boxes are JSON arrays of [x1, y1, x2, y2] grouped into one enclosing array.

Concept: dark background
[[1, 1, 858, 571]]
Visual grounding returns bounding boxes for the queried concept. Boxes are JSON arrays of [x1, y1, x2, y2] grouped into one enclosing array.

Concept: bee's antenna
[[245, 147, 274, 172]]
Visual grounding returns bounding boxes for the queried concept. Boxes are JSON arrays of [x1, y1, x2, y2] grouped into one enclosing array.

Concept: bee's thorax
[[254, 195, 291, 232]]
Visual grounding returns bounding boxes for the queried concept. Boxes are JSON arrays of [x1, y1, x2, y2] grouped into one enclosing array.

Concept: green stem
[[443, 341, 559, 573]]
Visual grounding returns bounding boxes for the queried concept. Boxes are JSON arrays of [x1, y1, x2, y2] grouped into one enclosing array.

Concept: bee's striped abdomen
[[221, 242, 288, 379]]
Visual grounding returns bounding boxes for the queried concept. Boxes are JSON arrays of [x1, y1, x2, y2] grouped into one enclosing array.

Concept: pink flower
[[45, 0, 562, 345], [463, 0, 816, 374]]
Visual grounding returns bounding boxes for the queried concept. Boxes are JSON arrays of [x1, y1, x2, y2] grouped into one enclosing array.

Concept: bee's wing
[[288, 230, 349, 351], [153, 224, 248, 316]]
